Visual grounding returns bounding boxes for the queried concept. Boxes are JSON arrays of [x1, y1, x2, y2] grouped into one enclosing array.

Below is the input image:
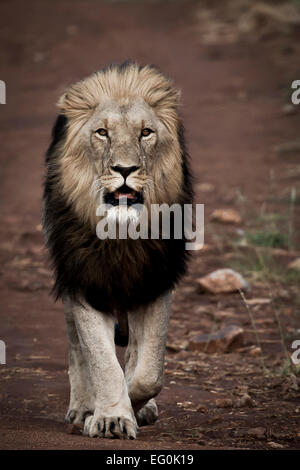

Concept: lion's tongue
[[115, 190, 136, 200]]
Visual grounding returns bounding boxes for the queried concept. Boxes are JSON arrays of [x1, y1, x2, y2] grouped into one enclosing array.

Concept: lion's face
[[90, 100, 161, 206], [57, 64, 185, 227]]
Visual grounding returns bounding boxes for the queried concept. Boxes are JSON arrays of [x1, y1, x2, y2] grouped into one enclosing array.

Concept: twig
[[288, 187, 296, 252], [267, 283, 297, 375], [238, 288, 267, 374]]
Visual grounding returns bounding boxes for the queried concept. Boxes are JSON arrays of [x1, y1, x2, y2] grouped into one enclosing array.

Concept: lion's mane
[[43, 63, 193, 313]]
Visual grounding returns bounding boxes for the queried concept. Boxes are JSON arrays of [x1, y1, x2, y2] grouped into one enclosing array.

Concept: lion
[[42, 62, 193, 439]]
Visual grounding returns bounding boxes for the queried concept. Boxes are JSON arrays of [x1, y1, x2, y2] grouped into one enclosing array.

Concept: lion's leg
[[72, 299, 137, 439], [125, 291, 171, 425], [124, 324, 158, 427], [63, 297, 94, 425]]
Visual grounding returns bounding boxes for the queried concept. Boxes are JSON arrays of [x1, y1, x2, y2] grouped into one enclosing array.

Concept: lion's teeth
[[115, 191, 136, 200]]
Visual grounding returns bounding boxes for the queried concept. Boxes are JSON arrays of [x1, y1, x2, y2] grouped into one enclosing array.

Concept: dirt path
[[0, 0, 300, 450]]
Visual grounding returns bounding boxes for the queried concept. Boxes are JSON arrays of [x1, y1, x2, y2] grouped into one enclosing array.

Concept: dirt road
[[0, 0, 300, 449]]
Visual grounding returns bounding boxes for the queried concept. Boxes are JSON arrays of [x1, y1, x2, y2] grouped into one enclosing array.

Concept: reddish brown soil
[[0, 0, 300, 450]]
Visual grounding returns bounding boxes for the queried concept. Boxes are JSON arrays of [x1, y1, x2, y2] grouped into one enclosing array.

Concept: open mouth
[[104, 185, 144, 207]]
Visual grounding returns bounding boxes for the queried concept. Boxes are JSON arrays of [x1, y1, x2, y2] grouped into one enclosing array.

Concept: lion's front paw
[[83, 414, 138, 439], [65, 407, 93, 426], [135, 398, 158, 427]]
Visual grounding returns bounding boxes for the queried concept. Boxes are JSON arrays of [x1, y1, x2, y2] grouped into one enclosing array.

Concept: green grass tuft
[[245, 231, 289, 249]]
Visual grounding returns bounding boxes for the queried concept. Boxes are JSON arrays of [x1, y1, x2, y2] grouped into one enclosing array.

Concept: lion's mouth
[[104, 185, 144, 207]]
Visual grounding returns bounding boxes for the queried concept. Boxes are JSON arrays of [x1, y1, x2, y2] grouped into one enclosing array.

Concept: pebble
[[188, 325, 244, 353], [211, 208, 242, 224], [246, 427, 266, 439], [197, 268, 249, 294], [235, 393, 256, 408], [287, 258, 300, 271], [216, 398, 233, 408]]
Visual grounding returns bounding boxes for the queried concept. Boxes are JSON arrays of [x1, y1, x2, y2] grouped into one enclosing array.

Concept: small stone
[[246, 427, 266, 439], [287, 258, 300, 271], [196, 183, 215, 192], [249, 347, 262, 357], [188, 325, 244, 353], [211, 208, 242, 224], [182, 401, 194, 409], [197, 268, 249, 294], [216, 398, 233, 408], [166, 340, 188, 352], [268, 441, 284, 449], [235, 393, 256, 408], [196, 404, 207, 413], [177, 401, 194, 409], [247, 298, 271, 305]]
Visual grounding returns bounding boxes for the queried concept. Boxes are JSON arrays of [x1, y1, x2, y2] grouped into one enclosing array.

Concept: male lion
[[43, 62, 192, 439]]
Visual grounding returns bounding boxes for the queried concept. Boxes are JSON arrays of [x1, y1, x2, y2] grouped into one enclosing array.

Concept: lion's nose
[[111, 165, 140, 179]]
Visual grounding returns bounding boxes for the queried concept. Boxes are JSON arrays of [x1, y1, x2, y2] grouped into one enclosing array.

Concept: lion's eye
[[96, 128, 108, 137], [141, 128, 153, 138]]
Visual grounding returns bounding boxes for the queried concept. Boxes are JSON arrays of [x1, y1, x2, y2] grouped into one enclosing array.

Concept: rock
[[216, 398, 233, 408], [249, 347, 262, 357], [197, 268, 249, 294], [268, 441, 284, 449], [188, 325, 244, 353], [196, 404, 207, 413], [177, 401, 194, 409], [210, 208, 242, 224], [247, 298, 271, 306], [246, 427, 266, 439], [235, 393, 256, 408], [166, 340, 188, 352], [287, 258, 300, 271], [196, 183, 215, 192]]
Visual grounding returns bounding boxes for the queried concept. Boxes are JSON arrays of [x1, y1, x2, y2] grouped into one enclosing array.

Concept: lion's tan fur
[[55, 64, 184, 228]]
